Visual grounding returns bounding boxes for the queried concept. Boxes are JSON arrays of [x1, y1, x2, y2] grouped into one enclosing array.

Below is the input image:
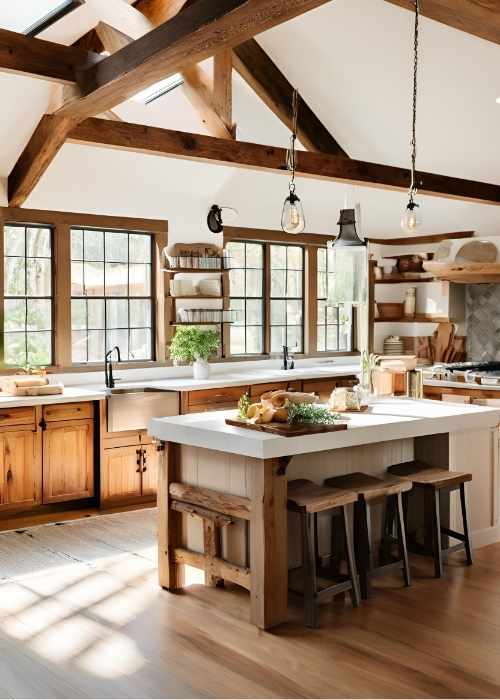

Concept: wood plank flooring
[[1, 510, 500, 698]]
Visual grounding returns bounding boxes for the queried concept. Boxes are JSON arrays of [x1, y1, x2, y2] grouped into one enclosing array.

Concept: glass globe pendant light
[[281, 89, 305, 235], [401, 0, 423, 234]]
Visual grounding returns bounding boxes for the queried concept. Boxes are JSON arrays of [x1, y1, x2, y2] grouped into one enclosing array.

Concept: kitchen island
[[150, 398, 500, 629]]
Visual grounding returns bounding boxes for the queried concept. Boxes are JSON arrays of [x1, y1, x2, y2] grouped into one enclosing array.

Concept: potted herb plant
[[169, 326, 220, 380]]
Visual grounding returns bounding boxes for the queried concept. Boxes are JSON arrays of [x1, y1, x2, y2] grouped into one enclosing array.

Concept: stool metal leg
[[380, 496, 396, 564], [460, 482, 473, 566], [395, 493, 411, 587], [302, 512, 319, 628], [342, 505, 360, 607], [354, 499, 372, 599], [432, 489, 444, 578]]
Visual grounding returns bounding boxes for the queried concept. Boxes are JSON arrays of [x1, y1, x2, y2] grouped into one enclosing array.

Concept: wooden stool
[[387, 461, 473, 578], [287, 479, 360, 628], [324, 473, 412, 599]]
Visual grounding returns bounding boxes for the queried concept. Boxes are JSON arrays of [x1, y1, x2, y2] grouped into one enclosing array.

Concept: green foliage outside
[[169, 327, 220, 364]]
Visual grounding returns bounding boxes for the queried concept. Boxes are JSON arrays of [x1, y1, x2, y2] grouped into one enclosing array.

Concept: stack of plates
[[383, 335, 405, 355]]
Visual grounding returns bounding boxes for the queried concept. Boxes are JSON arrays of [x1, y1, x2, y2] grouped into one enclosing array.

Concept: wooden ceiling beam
[[94, 17, 235, 139], [56, 0, 333, 122], [132, 0, 199, 25], [68, 117, 500, 205], [385, 0, 500, 47], [9, 115, 78, 207], [0, 27, 100, 84], [233, 38, 347, 156]]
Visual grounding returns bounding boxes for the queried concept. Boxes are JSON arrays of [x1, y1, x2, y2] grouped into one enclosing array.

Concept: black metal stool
[[287, 479, 360, 628], [388, 461, 473, 578], [324, 472, 412, 599]]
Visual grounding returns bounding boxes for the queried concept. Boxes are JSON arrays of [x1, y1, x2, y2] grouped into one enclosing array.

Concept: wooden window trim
[[0, 207, 168, 373], [224, 226, 358, 359]]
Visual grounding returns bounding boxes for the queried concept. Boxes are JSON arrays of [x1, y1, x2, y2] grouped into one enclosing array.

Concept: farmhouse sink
[[106, 386, 179, 432]]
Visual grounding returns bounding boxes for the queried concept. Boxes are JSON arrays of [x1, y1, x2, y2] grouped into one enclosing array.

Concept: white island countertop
[[149, 397, 500, 460]]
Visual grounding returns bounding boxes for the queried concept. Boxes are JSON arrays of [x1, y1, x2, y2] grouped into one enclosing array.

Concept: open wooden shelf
[[170, 295, 224, 300], [375, 315, 450, 324], [170, 321, 233, 326], [375, 276, 435, 284], [163, 268, 230, 274]]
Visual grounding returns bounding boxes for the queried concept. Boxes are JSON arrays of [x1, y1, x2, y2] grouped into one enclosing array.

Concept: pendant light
[[328, 206, 368, 307], [281, 89, 305, 234], [401, 0, 423, 233]]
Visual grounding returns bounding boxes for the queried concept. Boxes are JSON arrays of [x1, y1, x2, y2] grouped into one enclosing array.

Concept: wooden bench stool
[[287, 479, 360, 628], [324, 473, 412, 599], [387, 461, 473, 578]]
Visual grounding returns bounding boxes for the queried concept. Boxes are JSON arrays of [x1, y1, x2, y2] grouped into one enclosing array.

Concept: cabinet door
[[0, 429, 40, 509], [42, 419, 94, 504], [101, 445, 142, 505], [141, 444, 158, 498]]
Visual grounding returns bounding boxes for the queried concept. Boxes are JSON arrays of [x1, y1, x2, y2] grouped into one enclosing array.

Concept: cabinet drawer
[[187, 386, 248, 408], [250, 381, 302, 399], [43, 402, 94, 423], [0, 406, 36, 428]]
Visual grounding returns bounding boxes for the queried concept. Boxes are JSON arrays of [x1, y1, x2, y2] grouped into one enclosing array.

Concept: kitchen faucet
[[105, 346, 122, 388], [282, 345, 295, 371]]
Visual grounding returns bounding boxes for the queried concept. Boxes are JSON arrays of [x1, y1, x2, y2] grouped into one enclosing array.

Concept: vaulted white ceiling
[[0, 0, 499, 242]]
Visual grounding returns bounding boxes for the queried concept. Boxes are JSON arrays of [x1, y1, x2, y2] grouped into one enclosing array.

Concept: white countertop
[[149, 397, 500, 460], [0, 363, 360, 409], [0, 386, 106, 409]]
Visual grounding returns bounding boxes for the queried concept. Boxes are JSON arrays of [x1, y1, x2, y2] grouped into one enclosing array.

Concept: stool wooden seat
[[325, 473, 412, 598], [287, 479, 360, 628], [388, 461, 473, 578]]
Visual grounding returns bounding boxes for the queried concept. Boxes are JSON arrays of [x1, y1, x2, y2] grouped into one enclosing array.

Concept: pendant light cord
[[286, 88, 300, 191], [409, 0, 420, 202]]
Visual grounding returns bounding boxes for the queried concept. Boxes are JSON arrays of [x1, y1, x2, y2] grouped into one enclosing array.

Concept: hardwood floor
[[1, 511, 500, 698]]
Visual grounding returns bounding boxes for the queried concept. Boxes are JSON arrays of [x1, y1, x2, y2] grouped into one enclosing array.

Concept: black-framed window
[[270, 244, 304, 353], [227, 241, 264, 355], [4, 224, 53, 367], [70, 228, 154, 363], [317, 247, 353, 352]]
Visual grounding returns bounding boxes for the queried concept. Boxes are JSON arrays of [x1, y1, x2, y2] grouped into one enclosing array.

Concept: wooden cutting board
[[434, 322, 454, 362], [225, 418, 348, 437]]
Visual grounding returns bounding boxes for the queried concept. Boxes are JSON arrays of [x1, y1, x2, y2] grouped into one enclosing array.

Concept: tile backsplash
[[466, 285, 500, 360]]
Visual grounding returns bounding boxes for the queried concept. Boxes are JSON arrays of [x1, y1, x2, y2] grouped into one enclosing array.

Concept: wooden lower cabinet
[[42, 419, 94, 504], [101, 442, 158, 506], [0, 428, 41, 510]]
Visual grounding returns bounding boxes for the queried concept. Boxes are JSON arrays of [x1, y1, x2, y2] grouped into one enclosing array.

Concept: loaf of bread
[[260, 390, 318, 409]]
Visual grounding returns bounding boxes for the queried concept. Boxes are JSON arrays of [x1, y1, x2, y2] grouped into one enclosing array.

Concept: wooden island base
[[156, 432, 480, 629]]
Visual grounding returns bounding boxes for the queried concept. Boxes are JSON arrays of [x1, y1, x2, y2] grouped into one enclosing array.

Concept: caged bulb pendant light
[[281, 89, 306, 234], [401, 0, 423, 234]]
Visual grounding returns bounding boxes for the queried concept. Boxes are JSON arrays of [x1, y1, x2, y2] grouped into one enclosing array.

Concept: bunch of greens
[[287, 402, 342, 425], [238, 393, 251, 419], [169, 327, 220, 364]]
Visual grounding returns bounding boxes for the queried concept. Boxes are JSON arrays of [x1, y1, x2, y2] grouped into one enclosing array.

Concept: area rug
[[0, 508, 158, 583]]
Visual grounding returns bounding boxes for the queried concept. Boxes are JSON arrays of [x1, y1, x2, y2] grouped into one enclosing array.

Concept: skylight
[[132, 74, 184, 105], [0, 0, 80, 35]]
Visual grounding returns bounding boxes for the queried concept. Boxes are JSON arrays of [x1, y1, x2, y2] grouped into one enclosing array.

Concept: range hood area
[[424, 237, 500, 283]]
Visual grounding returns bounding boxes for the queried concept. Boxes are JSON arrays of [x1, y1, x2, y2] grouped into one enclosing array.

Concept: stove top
[[428, 361, 500, 385]]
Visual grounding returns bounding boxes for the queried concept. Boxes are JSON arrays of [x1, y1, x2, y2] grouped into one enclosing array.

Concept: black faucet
[[105, 346, 122, 388], [282, 345, 295, 371]]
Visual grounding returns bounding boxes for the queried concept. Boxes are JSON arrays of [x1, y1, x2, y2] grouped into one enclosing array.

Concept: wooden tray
[[225, 417, 348, 437]]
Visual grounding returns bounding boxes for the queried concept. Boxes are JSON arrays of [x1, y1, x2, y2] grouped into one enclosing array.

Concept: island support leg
[[158, 441, 184, 590], [249, 458, 288, 630]]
